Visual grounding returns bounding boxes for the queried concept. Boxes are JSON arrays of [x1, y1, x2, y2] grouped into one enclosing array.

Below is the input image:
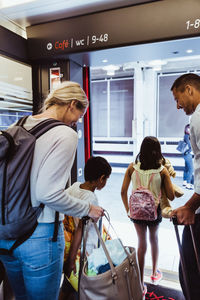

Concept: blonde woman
[[0, 81, 104, 300]]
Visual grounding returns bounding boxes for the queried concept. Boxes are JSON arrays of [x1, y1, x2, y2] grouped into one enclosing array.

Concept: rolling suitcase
[[172, 215, 200, 300]]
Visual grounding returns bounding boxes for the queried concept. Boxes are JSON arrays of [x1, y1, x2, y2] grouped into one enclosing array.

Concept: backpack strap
[[147, 173, 155, 189], [29, 118, 67, 138], [52, 211, 60, 242], [135, 170, 155, 189], [148, 173, 162, 203], [20, 117, 64, 242], [157, 188, 162, 203], [0, 206, 59, 255], [29, 119, 64, 242], [0, 203, 45, 255], [25, 118, 67, 139], [147, 173, 162, 203], [16, 116, 29, 127], [0, 118, 64, 255], [16, 116, 67, 139], [135, 170, 141, 187]]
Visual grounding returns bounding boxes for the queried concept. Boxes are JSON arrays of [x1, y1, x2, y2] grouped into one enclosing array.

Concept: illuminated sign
[[27, 0, 200, 60], [46, 34, 109, 52]]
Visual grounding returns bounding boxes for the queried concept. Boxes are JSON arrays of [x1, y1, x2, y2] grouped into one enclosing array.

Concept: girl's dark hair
[[84, 156, 112, 181], [135, 136, 165, 170]]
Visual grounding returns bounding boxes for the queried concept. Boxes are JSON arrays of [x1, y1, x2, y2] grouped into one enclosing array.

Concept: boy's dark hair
[[84, 156, 112, 181], [171, 73, 200, 92], [135, 136, 165, 170]]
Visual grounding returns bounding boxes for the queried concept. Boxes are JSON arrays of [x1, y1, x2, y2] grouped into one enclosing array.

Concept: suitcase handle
[[172, 216, 192, 300], [172, 215, 200, 272], [172, 214, 200, 300], [171, 215, 179, 225]]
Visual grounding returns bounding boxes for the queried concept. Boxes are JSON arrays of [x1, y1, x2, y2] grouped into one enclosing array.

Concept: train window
[[0, 55, 32, 129], [110, 79, 133, 137], [91, 78, 134, 138], [91, 81, 108, 137], [158, 73, 189, 138]]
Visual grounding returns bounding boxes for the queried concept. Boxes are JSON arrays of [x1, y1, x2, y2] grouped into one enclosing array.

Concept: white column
[[133, 65, 144, 157], [143, 68, 157, 137], [133, 66, 157, 158]]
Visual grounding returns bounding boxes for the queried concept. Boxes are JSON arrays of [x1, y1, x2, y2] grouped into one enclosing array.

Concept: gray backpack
[[0, 116, 66, 255]]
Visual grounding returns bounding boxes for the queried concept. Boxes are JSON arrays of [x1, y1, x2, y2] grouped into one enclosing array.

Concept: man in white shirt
[[171, 73, 200, 300]]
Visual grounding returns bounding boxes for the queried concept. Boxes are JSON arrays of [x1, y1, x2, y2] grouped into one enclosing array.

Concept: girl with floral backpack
[[121, 136, 174, 296]]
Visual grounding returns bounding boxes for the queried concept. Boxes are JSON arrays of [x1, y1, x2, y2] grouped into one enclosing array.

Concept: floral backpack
[[129, 170, 161, 221]]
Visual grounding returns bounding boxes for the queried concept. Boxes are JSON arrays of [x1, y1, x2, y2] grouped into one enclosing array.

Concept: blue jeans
[[0, 222, 65, 300], [183, 153, 193, 184]]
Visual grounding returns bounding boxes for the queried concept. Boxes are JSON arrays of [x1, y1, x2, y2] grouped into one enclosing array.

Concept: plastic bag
[[87, 239, 130, 273]]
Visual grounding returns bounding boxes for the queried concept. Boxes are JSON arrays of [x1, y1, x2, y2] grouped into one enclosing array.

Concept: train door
[[32, 59, 85, 183]]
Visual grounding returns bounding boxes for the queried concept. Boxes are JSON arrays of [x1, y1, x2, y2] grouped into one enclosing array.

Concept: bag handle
[[103, 211, 133, 261], [78, 216, 118, 299], [94, 210, 135, 269], [80, 211, 135, 282], [93, 222, 118, 281]]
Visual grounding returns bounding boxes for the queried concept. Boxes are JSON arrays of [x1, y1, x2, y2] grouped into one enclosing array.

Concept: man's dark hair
[[84, 156, 112, 181], [171, 73, 200, 92], [135, 136, 165, 170]]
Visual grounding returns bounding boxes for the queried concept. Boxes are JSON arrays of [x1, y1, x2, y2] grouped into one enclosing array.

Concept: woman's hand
[[88, 204, 104, 222]]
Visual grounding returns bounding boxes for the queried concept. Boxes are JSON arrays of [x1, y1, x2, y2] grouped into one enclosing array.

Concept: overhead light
[[102, 59, 108, 63], [153, 66, 161, 71], [1, 0, 36, 8], [148, 60, 167, 66], [186, 49, 193, 54], [102, 65, 120, 76], [123, 62, 136, 70]]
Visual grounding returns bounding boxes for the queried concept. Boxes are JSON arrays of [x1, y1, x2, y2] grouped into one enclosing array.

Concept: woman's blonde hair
[[43, 81, 89, 111]]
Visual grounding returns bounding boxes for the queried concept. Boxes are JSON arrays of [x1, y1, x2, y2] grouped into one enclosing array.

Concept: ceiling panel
[[0, 0, 156, 28], [1, 0, 200, 71]]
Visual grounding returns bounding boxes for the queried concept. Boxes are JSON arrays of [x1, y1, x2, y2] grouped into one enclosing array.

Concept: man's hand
[[171, 193, 200, 225], [170, 205, 195, 225], [88, 204, 104, 222]]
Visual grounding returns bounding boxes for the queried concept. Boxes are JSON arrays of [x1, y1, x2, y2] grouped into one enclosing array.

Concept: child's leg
[[134, 223, 147, 284], [148, 224, 159, 276]]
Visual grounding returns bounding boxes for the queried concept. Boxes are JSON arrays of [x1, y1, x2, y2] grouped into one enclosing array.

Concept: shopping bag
[[176, 140, 189, 154], [79, 215, 143, 300]]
